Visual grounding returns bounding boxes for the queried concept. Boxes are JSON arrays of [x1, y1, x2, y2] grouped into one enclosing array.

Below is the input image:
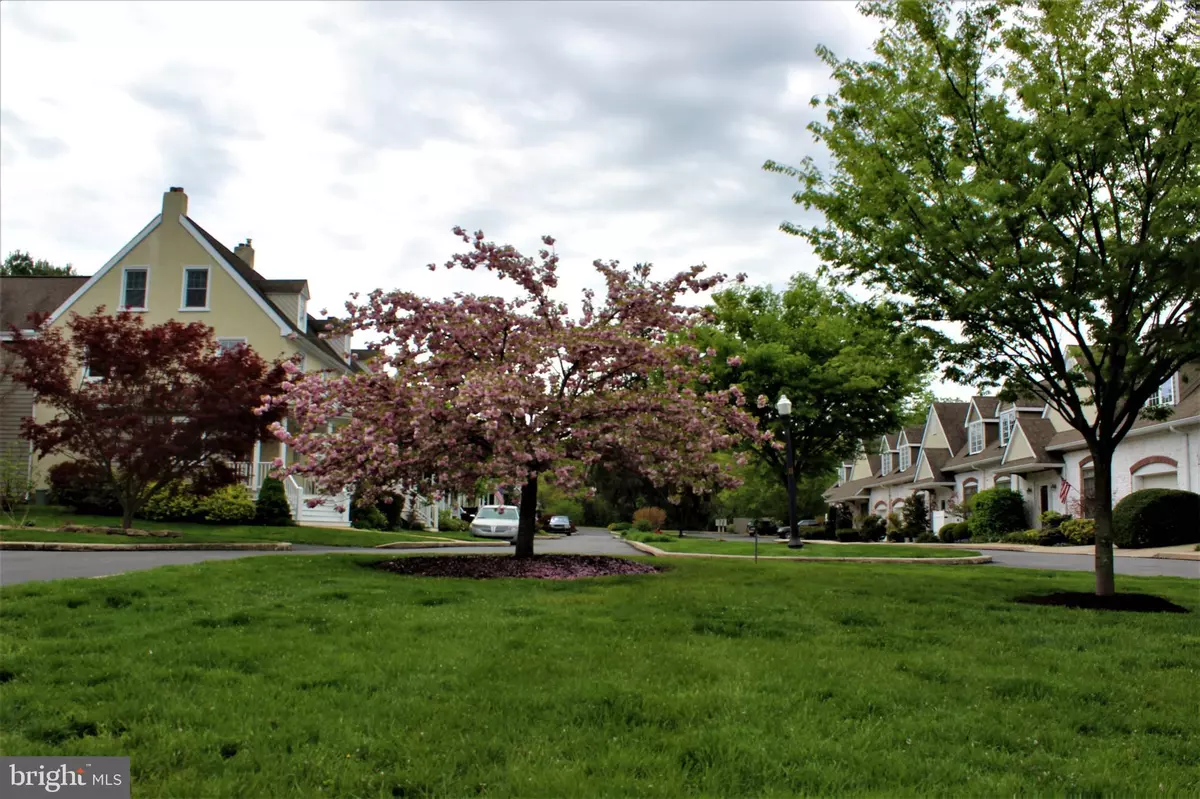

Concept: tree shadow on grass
[[1014, 592, 1190, 614]]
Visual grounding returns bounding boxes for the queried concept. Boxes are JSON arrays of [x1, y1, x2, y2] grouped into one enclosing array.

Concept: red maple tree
[[4, 310, 289, 528]]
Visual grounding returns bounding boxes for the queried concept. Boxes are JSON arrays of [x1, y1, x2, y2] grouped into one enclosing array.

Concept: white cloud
[[0, 0, 974, 400]]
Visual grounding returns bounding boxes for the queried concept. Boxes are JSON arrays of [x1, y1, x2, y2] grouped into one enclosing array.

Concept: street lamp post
[[776, 394, 802, 549]]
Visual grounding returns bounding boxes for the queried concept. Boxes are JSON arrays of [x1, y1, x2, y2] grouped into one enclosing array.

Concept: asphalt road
[[0, 527, 637, 586], [1, 527, 1196, 586]]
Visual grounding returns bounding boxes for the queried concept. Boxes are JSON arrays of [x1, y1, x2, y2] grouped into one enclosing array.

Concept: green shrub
[[1112, 489, 1200, 548], [860, 516, 886, 541], [835, 529, 861, 543], [140, 484, 202, 522], [1001, 529, 1041, 545], [938, 521, 968, 543], [352, 505, 388, 531], [47, 461, 121, 515], [915, 532, 937, 543], [1040, 510, 1071, 529], [632, 519, 654, 533], [1058, 518, 1095, 545], [966, 488, 1027, 541], [199, 484, 256, 524], [254, 477, 293, 526], [885, 511, 901, 533], [885, 528, 905, 542], [625, 531, 675, 544], [437, 509, 470, 533], [545, 499, 583, 521], [609, 522, 632, 532], [633, 506, 667, 531]]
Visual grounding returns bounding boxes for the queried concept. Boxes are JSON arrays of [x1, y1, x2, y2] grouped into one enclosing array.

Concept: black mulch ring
[[372, 554, 663, 580], [1014, 592, 1191, 614]]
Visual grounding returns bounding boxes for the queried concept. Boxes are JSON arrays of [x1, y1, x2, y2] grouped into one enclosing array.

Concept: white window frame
[[968, 421, 985, 454], [217, 337, 248, 354], [1146, 374, 1177, 408], [898, 445, 911, 471], [81, 347, 104, 382], [119, 267, 149, 311], [999, 410, 1016, 446], [881, 452, 892, 476], [180, 266, 211, 311]]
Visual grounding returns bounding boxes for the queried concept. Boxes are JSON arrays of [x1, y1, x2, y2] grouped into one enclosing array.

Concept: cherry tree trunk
[[514, 474, 539, 559]]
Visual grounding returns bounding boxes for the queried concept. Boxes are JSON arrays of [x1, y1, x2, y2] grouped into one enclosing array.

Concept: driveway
[[0, 526, 638, 586], [2, 527, 1196, 586]]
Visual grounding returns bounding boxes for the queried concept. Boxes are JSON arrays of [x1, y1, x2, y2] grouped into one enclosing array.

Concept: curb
[[374, 540, 510, 549], [0, 541, 293, 552], [1153, 552, 1200, 561], [623, 540, 991, 565]]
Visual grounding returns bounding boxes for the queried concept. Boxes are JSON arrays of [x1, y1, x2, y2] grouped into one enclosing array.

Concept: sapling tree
[[768, 0, 1200, 595], [266, 228, 768, 557]]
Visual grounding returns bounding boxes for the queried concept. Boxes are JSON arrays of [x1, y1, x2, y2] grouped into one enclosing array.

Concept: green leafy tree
[[2, 250, 75, 276], [697, 274, 934, 490], [767, 0, 1199, 595]]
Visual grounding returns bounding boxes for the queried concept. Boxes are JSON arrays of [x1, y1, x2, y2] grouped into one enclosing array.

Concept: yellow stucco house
[[25, 186, 362, 526]]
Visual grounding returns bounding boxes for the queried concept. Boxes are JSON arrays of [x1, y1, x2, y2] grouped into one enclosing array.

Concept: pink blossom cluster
[[261, 229, 769, 506]]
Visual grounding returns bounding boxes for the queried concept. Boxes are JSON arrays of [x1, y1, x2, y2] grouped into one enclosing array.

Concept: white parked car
[[469, 505, 521, 541]]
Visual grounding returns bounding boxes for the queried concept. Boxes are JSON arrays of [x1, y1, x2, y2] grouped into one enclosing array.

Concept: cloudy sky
[[1, 1, 968, 395]]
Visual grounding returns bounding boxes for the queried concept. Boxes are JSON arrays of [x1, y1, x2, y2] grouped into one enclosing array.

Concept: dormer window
[[1146, 375, 1177, 408], [898, 446, 911, 471], [842, 465, 853, 483], [881, 452, 892, 476], [182, 267, 209, 310], [999, 410, 1017, 446], [121, 268, 148, 311], [968, 421, 985, 454]]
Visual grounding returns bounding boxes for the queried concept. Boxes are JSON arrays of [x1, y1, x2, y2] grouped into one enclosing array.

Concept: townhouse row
[[826, 374, 1200, 532]]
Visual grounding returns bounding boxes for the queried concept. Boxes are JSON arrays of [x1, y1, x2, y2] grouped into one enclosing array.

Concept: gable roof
[[183, 217, 348, 370], [1, 276, 89, 331], [968, 396, 1000, 421], [902, 425, 924, 445], [930, 402, 970, 453], [911, 448, 955, 488], [1046, 364, 1200, 451]]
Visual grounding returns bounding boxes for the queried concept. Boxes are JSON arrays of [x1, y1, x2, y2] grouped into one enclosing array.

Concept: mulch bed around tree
[[1014, 592, 1191, 614], [373, 554, 662, 580]]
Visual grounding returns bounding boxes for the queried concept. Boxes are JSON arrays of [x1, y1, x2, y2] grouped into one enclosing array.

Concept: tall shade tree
[[267, 228, 767, 558], [696, 275, 934, 490], [3, 311, 288, 528], [766, 0, 1200, 595], [2, 250, 75, 276]]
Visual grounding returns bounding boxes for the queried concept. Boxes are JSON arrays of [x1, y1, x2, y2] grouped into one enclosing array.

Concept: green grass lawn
[[0, 508, 483, 547], [630, 535, 978, 559], [1, 555, 1197, 796]]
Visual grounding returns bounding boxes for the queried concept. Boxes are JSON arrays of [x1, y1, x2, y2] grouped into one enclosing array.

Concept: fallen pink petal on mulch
[[373, 554, 662, 580]]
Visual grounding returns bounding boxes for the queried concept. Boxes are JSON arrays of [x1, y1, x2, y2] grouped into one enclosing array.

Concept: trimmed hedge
[[140, 484, 202, 522], [966, 488, 1026, 541], [938, 521, 968, 543], [47, 461, 121, 516], [1112, 489, 1200, 548]]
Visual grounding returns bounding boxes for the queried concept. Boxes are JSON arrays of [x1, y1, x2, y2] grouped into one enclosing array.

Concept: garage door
[[1137, 472, 1178, 490]]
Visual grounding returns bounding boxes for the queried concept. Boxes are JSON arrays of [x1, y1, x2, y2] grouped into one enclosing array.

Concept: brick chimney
[[162, 186, 188, 219], [234, 239, 255, 268]]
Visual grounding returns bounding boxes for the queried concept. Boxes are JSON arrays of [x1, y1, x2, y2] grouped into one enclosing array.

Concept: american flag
[[1058, 480, 1072, 504]]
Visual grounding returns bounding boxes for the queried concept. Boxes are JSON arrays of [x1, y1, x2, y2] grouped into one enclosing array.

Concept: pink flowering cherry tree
[[264, 228, 769, 557]]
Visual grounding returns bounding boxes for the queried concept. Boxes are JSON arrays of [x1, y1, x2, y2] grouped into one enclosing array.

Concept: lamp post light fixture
[[776, 394, 802, 549]]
